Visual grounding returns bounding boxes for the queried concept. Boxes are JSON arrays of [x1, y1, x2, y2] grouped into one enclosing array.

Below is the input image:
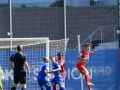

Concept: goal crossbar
[[0, 37, 49, 57], [0, 37, 49, 41]]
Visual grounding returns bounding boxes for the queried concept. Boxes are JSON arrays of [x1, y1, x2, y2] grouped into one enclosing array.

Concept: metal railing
[[75, 25, 118, 50]]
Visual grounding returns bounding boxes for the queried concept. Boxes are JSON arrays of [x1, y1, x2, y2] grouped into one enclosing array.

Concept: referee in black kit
[[9, 45, 30, 90]]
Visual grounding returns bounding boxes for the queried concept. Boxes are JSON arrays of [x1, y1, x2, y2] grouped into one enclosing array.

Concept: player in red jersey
[[53, 52, 66, 90], [76, 43, 97, 90]]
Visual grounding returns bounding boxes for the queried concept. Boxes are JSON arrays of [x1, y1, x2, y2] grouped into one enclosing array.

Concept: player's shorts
[[37, 79, 51, 88], [76, 63, 86, 74], [0, 85, 2, 89], [51, 77, 64, 85], [14, 70, 26, 84]]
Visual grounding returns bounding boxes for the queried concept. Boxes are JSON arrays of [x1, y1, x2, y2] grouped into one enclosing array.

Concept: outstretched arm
[[90, 50, 97, 54]]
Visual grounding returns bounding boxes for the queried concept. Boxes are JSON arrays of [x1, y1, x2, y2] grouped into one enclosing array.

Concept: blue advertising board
[[0, 49, 119, 90]]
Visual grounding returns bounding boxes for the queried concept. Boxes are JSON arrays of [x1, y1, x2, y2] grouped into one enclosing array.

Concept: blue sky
[[0, 0, 117, 6], [0, 0, 56, 3]]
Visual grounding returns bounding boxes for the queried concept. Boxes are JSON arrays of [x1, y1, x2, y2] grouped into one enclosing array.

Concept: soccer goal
[[0, 37, 69, 90]]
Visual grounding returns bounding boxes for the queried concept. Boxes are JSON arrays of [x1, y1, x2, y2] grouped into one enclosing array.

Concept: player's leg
[[11, 72, 19, 90], [59, 84, 66, 90], [43, 80, 52, 90], [0, 84, 2, 90], [11, 83, 19, 90], [77, 64, 93, 90], [53, 74, 65, 90], [81, 66, 94, 90], [57, 78, 66, 90], [81, 68, 94, 85], [0, 85, 2, 90], [81, 69, 91, 90], [77, 64, 93, 84], [53, 85, 56, 90], [37, 80, 44, 90], [61, 74, 65, 87], [19, 71, 26, 90], [51, 78, 57, 90], [21, 84, 26, 90]]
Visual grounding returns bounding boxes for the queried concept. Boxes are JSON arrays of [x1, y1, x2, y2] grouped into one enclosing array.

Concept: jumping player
[[53, 52, 66, 90], [50, 56, 67, 90], [37, 57, 52, 90], [76, 43, 97, 90]]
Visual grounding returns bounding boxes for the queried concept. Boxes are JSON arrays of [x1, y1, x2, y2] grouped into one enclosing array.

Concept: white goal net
[[0, 38, 69, 90]]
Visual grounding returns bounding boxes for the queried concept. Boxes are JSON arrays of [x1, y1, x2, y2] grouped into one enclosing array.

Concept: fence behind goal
[[0, 38, 69, 90]]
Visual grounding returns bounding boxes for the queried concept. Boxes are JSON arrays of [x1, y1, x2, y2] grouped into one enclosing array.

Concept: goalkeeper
[[0, 66, 4, 90]]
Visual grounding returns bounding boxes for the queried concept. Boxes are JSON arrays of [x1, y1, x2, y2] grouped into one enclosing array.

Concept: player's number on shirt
[[39, 65, 43, 71]]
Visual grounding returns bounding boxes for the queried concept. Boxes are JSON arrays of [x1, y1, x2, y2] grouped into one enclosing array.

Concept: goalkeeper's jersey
[[0, 66, 2, 74], [0, 66, 3, 84], [37, 63, 49, 81]]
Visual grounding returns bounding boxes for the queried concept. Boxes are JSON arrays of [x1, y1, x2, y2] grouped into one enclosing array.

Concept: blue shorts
[[51, 77, 64, 85], [37, 79, 52, 89]]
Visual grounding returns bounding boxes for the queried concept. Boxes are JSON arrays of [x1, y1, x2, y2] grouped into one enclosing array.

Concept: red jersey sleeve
[[78, 49, 84, 58]]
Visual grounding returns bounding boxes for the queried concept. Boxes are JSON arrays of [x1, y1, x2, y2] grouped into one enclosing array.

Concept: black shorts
[[14, 71, 26, 84]]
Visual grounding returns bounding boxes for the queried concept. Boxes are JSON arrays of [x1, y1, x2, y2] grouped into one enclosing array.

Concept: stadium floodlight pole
[[63, 0, 67, 51], [8, 0, 13, 51], [77, 35, 84, 90], [63, 0, 67, 88]]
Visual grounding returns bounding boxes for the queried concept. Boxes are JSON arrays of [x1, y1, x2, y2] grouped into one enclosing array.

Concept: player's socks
[[11, 86, 16, 90], [21, 88, 26, 90], [60, 87, 66, 90], [84, 74, 90, 84], [88, 86, 91, 90], [40, 87, 43, 90], [53, 86, 56, 90]]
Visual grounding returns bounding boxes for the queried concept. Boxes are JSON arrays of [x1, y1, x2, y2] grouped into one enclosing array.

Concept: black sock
[[11, 86, 16, 90], [21, 87, 26, 90]]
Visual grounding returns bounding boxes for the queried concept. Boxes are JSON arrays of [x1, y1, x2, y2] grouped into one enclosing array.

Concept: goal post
[[0, 37, 69, 90]]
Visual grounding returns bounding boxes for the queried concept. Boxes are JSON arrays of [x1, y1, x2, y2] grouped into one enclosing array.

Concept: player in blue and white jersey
[[37, 57, 52, 90], [50, 56, 67, 90]]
